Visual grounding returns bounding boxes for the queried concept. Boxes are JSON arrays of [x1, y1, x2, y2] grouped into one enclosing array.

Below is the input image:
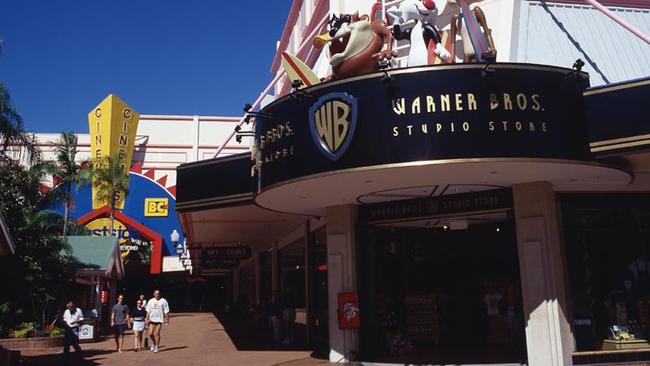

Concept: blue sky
[[0, 1, 291, 132]]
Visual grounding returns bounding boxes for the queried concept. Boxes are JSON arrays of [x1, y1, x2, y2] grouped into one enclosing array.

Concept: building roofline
[[543, 0, 650, 9]]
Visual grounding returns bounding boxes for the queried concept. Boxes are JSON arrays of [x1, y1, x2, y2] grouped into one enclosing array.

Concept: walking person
[[266, 291, 281, 343], [146, 289, 170, 353], [139, 294, 147, 307], [139, 294, 149, 348], [281, 289, 296, 345], [131, 298, 147, 351], [111, 294, 130, 352], [62, 301, 83, 361]]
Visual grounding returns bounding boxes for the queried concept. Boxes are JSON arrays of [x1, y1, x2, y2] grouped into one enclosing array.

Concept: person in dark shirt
[[267, 291, 281, 342], [111, 294, 130, 352], [130, 298, 147, 351]]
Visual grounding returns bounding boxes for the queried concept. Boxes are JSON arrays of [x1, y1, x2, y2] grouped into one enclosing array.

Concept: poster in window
[[338, 292, 360, 329]]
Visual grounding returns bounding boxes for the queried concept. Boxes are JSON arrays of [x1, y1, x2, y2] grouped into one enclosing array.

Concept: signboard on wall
[[202, 246, 252, 260], [253, 65, 591, 190], [85, 217, 151, 264], [359, 188, 513, 224]]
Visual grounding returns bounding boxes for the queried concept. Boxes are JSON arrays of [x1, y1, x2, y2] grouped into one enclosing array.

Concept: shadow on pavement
[[213, 310, 313, 352], [157, 345, 188, 352], [21, 351, 108, 366]]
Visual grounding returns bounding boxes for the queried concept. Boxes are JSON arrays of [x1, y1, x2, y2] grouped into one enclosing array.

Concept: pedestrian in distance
[[131, 298, 148, 351], [266, 291, 281, 343], [146, 289, 170, 353], [281, 289, 296, 345], [139, 293, 149, 348], [62, 301, 84, 360], [111, 294, 130, 352]]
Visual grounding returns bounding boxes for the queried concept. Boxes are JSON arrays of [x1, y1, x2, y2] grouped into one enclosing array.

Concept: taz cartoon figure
[[314, 13, 395, 80]]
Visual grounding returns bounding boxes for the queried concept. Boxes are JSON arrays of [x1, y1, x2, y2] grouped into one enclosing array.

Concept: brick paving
[[20, 312, 328, 366]]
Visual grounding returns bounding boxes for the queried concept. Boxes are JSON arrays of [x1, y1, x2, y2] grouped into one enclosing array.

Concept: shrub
[[11, 322, 37, 338], [48, 327, 64, 337]]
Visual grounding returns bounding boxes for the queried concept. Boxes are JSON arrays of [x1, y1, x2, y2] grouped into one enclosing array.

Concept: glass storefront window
[[562, 194, 650, 352], [280, 239, 306, 309], [357, 220, 526, 364]]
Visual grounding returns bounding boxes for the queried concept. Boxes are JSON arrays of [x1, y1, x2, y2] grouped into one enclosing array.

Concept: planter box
[[0, 335, 64, 351]]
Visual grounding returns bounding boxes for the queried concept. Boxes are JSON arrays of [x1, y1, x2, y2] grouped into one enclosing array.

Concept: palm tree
[[91, 155, 130, 234], [49, 132, 91, 236], [0, 42, 39, 162], [14, 208, 71, 326]]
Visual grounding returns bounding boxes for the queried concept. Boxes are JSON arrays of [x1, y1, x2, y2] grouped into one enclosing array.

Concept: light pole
[[171, 229, 181, 255]]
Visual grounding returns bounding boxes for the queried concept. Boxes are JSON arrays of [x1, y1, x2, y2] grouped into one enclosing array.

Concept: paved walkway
[[21, 313, 329, 366]]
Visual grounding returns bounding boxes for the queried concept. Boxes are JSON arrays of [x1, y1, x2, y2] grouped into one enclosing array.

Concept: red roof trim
[[77, 206, 164, 274]]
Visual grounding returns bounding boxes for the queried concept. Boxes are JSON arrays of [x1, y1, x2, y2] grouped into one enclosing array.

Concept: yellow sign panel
[[144, 198, 169, 217], [88, 94, 140, 209]]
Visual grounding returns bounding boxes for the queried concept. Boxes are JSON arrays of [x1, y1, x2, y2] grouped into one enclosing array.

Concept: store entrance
[[357, 213, 527, 364]]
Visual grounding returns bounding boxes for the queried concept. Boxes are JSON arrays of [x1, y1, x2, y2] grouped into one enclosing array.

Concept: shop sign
[[338, 292, 360, 329], [360, 188, 512, 224], [202, 246, 252, 260], [85, 218, 151, 263], [201, 258, 240, 270], [86, 218, 132, 241], [144, 198, 169, 217], [253, 65, 590, 189]]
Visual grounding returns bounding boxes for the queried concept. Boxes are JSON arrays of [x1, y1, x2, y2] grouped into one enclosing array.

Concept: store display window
[[562, 194, 650, 352], [357, 220, 526, 364]]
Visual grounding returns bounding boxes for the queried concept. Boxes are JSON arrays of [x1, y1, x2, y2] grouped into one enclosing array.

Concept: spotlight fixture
[[573, 58, 585, 72], [378, 59, 393, 84], [235, 131, 255, 144], [242, 103, 275, 121], [480, 63, 496, 79], [289, 79, 313, 104], [565, 58, 586, 81]]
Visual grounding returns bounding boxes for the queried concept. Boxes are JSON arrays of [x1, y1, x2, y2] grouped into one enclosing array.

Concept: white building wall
[[35, 114, 246, 190]]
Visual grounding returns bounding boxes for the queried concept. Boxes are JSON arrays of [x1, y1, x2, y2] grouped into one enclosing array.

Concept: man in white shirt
[[146, 289, 170, 353], [62, 301, 84, 359]]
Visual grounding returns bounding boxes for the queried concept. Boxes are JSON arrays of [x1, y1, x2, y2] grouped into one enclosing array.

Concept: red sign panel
[[338, 292, 360, 329]]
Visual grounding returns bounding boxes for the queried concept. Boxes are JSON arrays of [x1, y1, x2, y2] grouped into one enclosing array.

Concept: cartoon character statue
[[313, 13, 395, 80], [448, 0, 497, 63], [387, 0, 452, 66]]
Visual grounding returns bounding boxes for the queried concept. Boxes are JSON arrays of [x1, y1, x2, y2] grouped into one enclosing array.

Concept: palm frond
[[90, 155, 130, 209], [0, 85, 38, 163]]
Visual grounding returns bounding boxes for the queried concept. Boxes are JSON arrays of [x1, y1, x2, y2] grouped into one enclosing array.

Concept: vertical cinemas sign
[[88, 94, 140, 209]]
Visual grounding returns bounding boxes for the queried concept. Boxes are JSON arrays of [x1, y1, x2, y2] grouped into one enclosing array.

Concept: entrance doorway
[[357, 213, 527, 364]]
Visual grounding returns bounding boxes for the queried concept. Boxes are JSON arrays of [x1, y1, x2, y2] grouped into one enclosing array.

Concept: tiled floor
[[20, 312, 323, 366]]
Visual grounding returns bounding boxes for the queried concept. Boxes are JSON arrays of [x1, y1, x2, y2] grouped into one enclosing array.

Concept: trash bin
[[79, 319, 98, 343]]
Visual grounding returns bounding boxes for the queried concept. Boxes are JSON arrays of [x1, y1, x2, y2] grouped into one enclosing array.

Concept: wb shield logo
[[308, 92, 358, 161]]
